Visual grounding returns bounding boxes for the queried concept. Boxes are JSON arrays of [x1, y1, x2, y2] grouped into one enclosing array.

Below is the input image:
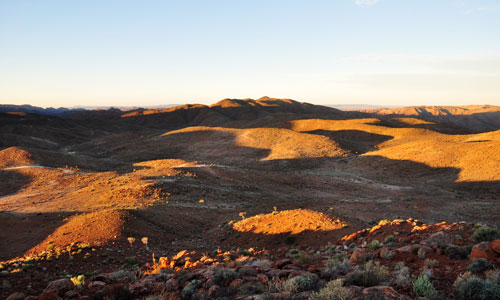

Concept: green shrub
[[213, 268, 239, 286], [238, 267, 257, 276], [181, 279, 201, 300], [413, 275, 437, 299], [486, 270, 500, 285], [110, 269, 134, 281], [293, 251, 314, 265], [345, 261, 388, 287], [283, 274, 319, 293], [457, 277, 500, 300], [472, 227, 498, 242], [285, 236, 296, 245], [445, 245, 469, 259], [383, 235, 395, 244], [309, 279, 354, 300], [467, 258, 493, 274], [379, 248, 396, 260], [238, 282, 263, 295], [367, 240, 381, 251], [124, 256, 137, 265], [323, 258, 352, 280], [453, 272, 479, 290], [393, 264, 411, 286]]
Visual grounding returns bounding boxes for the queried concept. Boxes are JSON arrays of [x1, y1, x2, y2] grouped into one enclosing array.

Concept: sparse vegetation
[[471, 227, 498, 242], [413, 275, 437, 299], [345, 261, 388, 287], [367, 240, 381, 251], [309, 279, 354, 300], [181, 279, 202, 300], [283, 274, 319, 293], [238, 282, 263, 295], [212, 268, 239, 286], [445, 245, 469, 259], [467, 258, 493, 274], [456, 277, 500, 300]]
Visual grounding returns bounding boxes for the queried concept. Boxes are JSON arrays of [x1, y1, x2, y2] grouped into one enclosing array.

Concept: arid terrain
[[1, 97, 499, 300]]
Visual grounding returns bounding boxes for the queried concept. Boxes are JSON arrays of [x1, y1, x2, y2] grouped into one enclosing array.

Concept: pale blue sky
[[1, 0, 499, 107]]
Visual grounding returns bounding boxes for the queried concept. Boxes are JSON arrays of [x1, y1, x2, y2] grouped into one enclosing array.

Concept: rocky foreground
[[2, 219, 500, 300]]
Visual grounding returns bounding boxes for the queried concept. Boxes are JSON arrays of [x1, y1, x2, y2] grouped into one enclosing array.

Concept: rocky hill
[[363, 105, 500, 133]]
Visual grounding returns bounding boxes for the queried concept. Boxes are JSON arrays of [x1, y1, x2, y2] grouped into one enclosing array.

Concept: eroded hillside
[[0, 98, 499, 299]]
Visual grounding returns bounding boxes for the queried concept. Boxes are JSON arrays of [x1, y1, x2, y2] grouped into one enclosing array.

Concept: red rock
[[424, 231, 452, 247], [350, 248, 374, 264], [275, 259, 292, 269], [283, 264, 302, 270], [88, 281, 106, 289], [470, 242, 498, 261], [39, 290, 62, 300], [5, 292, 25, 300], [257, 273, 268, 283], [229, 278, 243, 289], [207, 285, 224, 298], [44, 278, 73, 296], [396, 244, 432, 254], [491, 240, 500, 254]]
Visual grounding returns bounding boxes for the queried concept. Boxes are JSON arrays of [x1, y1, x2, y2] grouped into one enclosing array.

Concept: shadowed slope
[[290, 118, 500, 182]]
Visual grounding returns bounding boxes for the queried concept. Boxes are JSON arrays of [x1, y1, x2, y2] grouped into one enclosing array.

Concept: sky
[[1, 0, 499, 108]]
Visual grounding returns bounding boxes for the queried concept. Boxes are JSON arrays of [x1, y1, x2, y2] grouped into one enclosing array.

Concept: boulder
[[350, 248, 374, 264], [396, 244, 432, 254], [5, 292, 25, 300], [424, 231, 452, 248], [275, 259, 292, 269], [229, 278, 244, 289], [207, 285, 225, 298], [491, 240, 500, 254], [44, 278, 73, 296], [88, 281, 106, 289], [470, 242, 498, 261]]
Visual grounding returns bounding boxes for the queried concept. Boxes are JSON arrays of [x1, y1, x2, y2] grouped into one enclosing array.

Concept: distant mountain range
[[364, 105, 500, 132], [2, 100, 500, 132]]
